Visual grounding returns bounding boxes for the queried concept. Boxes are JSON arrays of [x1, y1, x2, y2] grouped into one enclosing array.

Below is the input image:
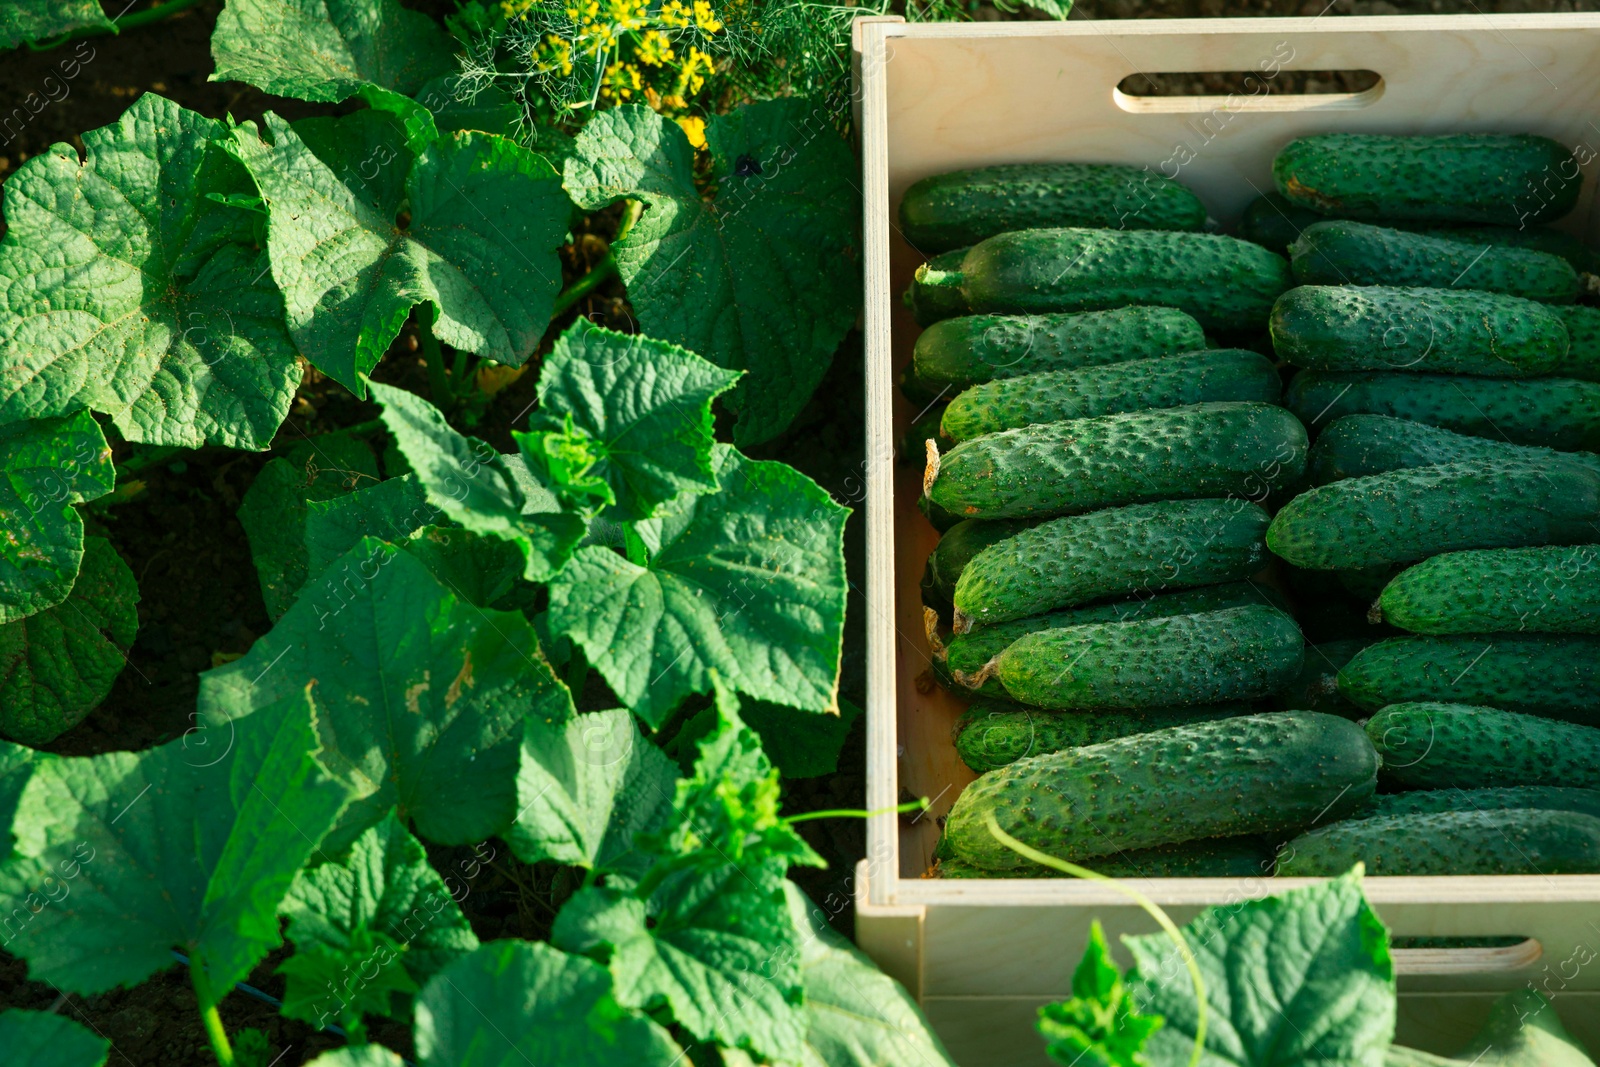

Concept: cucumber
[[1554, 305, 1600, 381], [926, 401, 1308, 521], [1365, 702, 1600, 790], [918, 492, 963, 533], [905, 307, 1208, 404], [898, 163, 1208, 254], [934, 582, 1290, 698], [1273, 133, 1581, 225], [1379, 545, 1600, 635], [921, 518, 1036, 614], [1286, 370, 1600, 450], [1267, 459, 1600, 570], [1238, 193, 1327, 253], [1273, 637, 1373, 719], [1270, 286, 1567, 378], [940, 349, 1281, 442], [1339, 634, 1600, 722], [936, 836, 1274, 879], [1356, 785, 1600, 821], [1289, 221, 1580, 303], [980, 604, 1304, 710], [925, 228, 1292, 330], [952, 498, 1270, 630], [1307, 414, 1600, 485], [942, 710, 1376, 867], [952, 701, 1256, 773], [903, 246, 970, 326], [1276, 809, 1600, 876]]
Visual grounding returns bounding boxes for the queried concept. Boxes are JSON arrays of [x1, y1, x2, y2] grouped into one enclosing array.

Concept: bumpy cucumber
[[952, 498, 1270, 629], [1273, 133, 1581, 225], [940, 349, 1281, 442], [952, 701, 1256, 773], [926, 228, 1291, 330], [918, 492, 963, 533], [903, 246, 970, 326], [1339, 635, 1600, 722], [1356, 786, 1600, 821], [1270, 286, 1567, 378], [1267, 459, 1600, 570], [1379, 545, 1600, 635], [1555, 305, 1600, 381], [935, 582, 1288, 698], [1289, 221, 1579, 302], [904, 307, 1208, 404], [898, 163, 1208, 254], [1238, 193, 1326, 253], [921, 518, 1036, 614], [936, 836, 1274, 879], [1308, 414, 1600, 485], [984, 604, 1304, 710], [1273, 637, 1372, 719], [1277, 809, 1600, 875], [943, 710, 1376, 867], [1286, 370, 1600, 450], [1366, 702, 1600, 790], [926, 401, 1308, 521]]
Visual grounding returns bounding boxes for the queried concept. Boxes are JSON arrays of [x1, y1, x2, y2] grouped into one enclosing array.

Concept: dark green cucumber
[[903, 246, 970, 326], [1308, 414, 1600, 485], [1554, 305, 1600, 381], [1289, 221, 1579, 302], [918, 492, 963, 533], [1339, 635, 1600, 722], [940, 349, 1281, 442], [952, 498, 1270, 629], [952, 700, 1255, 772], [926, 401, 1308, 521], [1273, 133, 1581, 225], [1286, 370, 1600, 450], [1357, 786, 1600, 822], [943, 710, 1376, 867], [1270, 286, 1568, 377], [1238, 193, 1327, 253], [1276, 809, 1600, 875], [921, 518, 1036, 614], [1379, 545, 1600, 635], [898, 163, 1208, 254], [1273, 637, 1373, 719], [1366, 701, 1600, 791], [906, 307, 1207, 402], [936, 836, 1274, 879], [982, 604, 1304, 710], [927, 228, 1291, 331]]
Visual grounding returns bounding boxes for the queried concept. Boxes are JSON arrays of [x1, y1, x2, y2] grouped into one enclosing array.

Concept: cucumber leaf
[[304, 1051, 404, 1067], [1039, 921, 1162, 1067], [415, 940, 684, 1066], [0, 2, 111, 48], [199, 538, 567, 847], [0, 94, 302, 449], [0, 688, 359, 996], [517, 320, 741, 521], [563, 100, 858, 446], [210, 0, 456, 104], [548, 445, 847, 725], [230, 113, 570, 394], [0, 412, 114, 625], [302, 475, 442, 574], [0, 536, 139, 745], [0, 1009, 109, 1067], [397, 526, 524, 609]]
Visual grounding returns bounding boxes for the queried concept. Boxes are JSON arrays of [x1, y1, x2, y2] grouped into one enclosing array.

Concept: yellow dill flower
[[692, 0, 722, 32], [600, 60, 643, 100], [659, 0, 691, 27], [635, 29, 675, 67], [676, 115, 708, 149]]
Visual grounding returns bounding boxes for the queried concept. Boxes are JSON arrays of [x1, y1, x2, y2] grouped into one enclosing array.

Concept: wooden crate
[[852, 13, 1600, 1063]]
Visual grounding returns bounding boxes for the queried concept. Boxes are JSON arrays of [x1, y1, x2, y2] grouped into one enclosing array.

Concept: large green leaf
[[0, 689, 358, 996], [0, 1009, 109, 1067], [230, 112, 570, 394], [416, 940, 684, 1066], [210, 0, 456, 103], [548, 445, 847, 725], [0, 94, 302, 449], [0, 536, 139, 745], [0, 1, 110, 49], [302, 474, 442, 574], [563, 100, 858, 445], [0, 412, 113, 624], [199, 538, 569, 847]]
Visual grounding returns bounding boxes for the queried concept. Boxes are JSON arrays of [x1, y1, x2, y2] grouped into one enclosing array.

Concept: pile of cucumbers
[[906, 133, 1600, 879]]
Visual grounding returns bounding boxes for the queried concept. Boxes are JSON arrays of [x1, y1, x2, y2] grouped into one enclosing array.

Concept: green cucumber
[[1289, 221, 1580, 302], [920, 518, 1036, 614], [940, 349, 1281, 442], [926, 401, 1308, 521], [1379, 545, 1600, 635], [936, 835, 1274, 879], [952, 700, 1256, 773], [1273, 637, 1373, 719], [1554, 304, 1600, 381], [1365, 701, 1600, 790], [1273, 133, 1581, 225], [1287, 370, 1600, 450], [943, 710, 1376, 867], [952, 498, 1270, 630], [1238, 193, 1327, 253], [1308, 414, 1600, 485], [982, 604, 1304, 710], [898, 163, 1208, 254], [1270, 286, 1567, 377], [1267, 459, 1600, 570], [1339, 634, 1600, 722], [918, 492, 963, 533], [905, 307, 1207, 402], [928, 228, 1291, 330], [1356, 785, 1600, 821], [903, 246, 970, 326], [1276, 809, 1600, 875]]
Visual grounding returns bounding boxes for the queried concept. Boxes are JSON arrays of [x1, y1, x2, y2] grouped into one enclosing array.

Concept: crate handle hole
[[1113, 70, 1384, 114], [1391, 936, 1542, 976]]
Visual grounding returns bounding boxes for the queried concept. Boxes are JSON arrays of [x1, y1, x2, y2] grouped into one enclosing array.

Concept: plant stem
[[29, 0, 207, 49], [551, 253, 618, 318], [786, 798, 929, 823], [189, 956, 236, 1067], [418, 305, 453, 409]]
